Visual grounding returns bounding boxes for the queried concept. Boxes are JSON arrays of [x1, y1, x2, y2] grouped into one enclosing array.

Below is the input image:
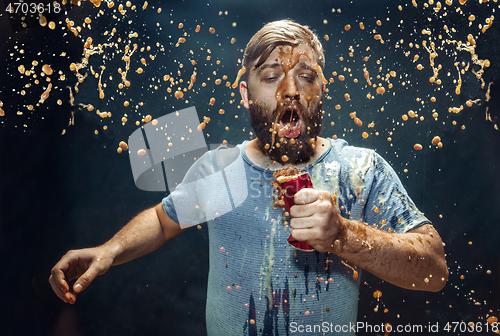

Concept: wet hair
[[242, 19, 325, 76]]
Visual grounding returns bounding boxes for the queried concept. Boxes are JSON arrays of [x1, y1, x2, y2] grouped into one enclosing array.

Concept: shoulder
[[324, 137, 378, 165], [209, 142, 246, 168], [323, 137, 371, 155], [322, 139, 398, 183], [173, 143, 244, 184]]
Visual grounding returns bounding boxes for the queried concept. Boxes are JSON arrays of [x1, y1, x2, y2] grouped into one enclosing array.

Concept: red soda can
[[276, 171, 314, 251]]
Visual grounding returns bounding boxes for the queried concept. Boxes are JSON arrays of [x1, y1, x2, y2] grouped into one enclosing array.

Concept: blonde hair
[[242, 20, 325, 75]]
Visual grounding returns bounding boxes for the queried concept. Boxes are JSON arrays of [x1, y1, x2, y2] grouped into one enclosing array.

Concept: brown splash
[[231, 66, 246, 89]]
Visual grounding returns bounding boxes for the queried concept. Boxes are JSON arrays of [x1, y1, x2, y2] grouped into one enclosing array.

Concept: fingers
[[73, 263, 100, 294], [290, 228, 331, 253], [49, 268, 73, 303], [294, 189, 330, 206], [289, 225, 321, 245], [289, 216, 314, 229], [290, 226, 309, 241], [48, 248, 110, 304], [49, 251, 77, 303], [275, 199, 286, 208], [293, 188, 316, 205], [291, 190, 332, 218]]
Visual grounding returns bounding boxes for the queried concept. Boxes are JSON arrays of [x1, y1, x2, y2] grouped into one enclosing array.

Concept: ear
[[322, 82, 326, 93], [239, 81, 250, 109]]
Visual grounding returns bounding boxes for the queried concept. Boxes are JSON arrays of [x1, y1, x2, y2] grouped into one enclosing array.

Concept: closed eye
[[300, 73, 316, 82]]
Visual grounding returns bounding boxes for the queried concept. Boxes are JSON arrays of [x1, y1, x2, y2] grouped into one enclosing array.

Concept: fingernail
[[74, 284, 83, 292]]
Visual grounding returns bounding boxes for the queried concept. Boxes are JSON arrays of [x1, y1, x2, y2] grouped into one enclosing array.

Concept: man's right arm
[[49, 203, 183, 304]]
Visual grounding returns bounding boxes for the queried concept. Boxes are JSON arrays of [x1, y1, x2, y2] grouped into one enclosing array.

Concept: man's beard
[[249, 96, 324, 165]]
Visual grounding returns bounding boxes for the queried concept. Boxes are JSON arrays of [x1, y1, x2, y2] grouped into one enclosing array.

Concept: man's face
[[241, 43, 325, 164]]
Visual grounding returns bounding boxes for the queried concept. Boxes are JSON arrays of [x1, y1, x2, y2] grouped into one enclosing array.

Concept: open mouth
[[278, 106, 302, 138]]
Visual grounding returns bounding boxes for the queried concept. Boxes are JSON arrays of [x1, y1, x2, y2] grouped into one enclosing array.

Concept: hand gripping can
[[279, 172, 315, 251]]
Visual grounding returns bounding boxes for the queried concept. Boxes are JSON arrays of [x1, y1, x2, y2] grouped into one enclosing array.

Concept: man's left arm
[[290, 189, 448, 292]]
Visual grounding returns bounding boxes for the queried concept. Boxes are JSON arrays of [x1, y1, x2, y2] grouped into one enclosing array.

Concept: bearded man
[[50, 20, 448, 336]]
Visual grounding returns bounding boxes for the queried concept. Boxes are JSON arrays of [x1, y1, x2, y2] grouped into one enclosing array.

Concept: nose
[[282, 74, 300, 100]]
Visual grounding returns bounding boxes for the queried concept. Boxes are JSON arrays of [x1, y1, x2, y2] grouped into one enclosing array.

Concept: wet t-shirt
[[162, 138, 430, 336]]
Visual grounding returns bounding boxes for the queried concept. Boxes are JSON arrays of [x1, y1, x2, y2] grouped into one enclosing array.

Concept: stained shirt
[[162, 138, 430, 336]]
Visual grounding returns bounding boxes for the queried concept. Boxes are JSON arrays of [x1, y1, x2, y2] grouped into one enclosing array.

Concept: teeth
[[283, 120, 298, 131], [278, 106, 301, 137]]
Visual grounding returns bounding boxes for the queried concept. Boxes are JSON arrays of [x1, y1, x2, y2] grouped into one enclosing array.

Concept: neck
[[246, 137, 330, 170]]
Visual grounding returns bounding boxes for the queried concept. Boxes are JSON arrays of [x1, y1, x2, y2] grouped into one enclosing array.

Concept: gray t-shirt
[[162, 138, 429, 336]]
